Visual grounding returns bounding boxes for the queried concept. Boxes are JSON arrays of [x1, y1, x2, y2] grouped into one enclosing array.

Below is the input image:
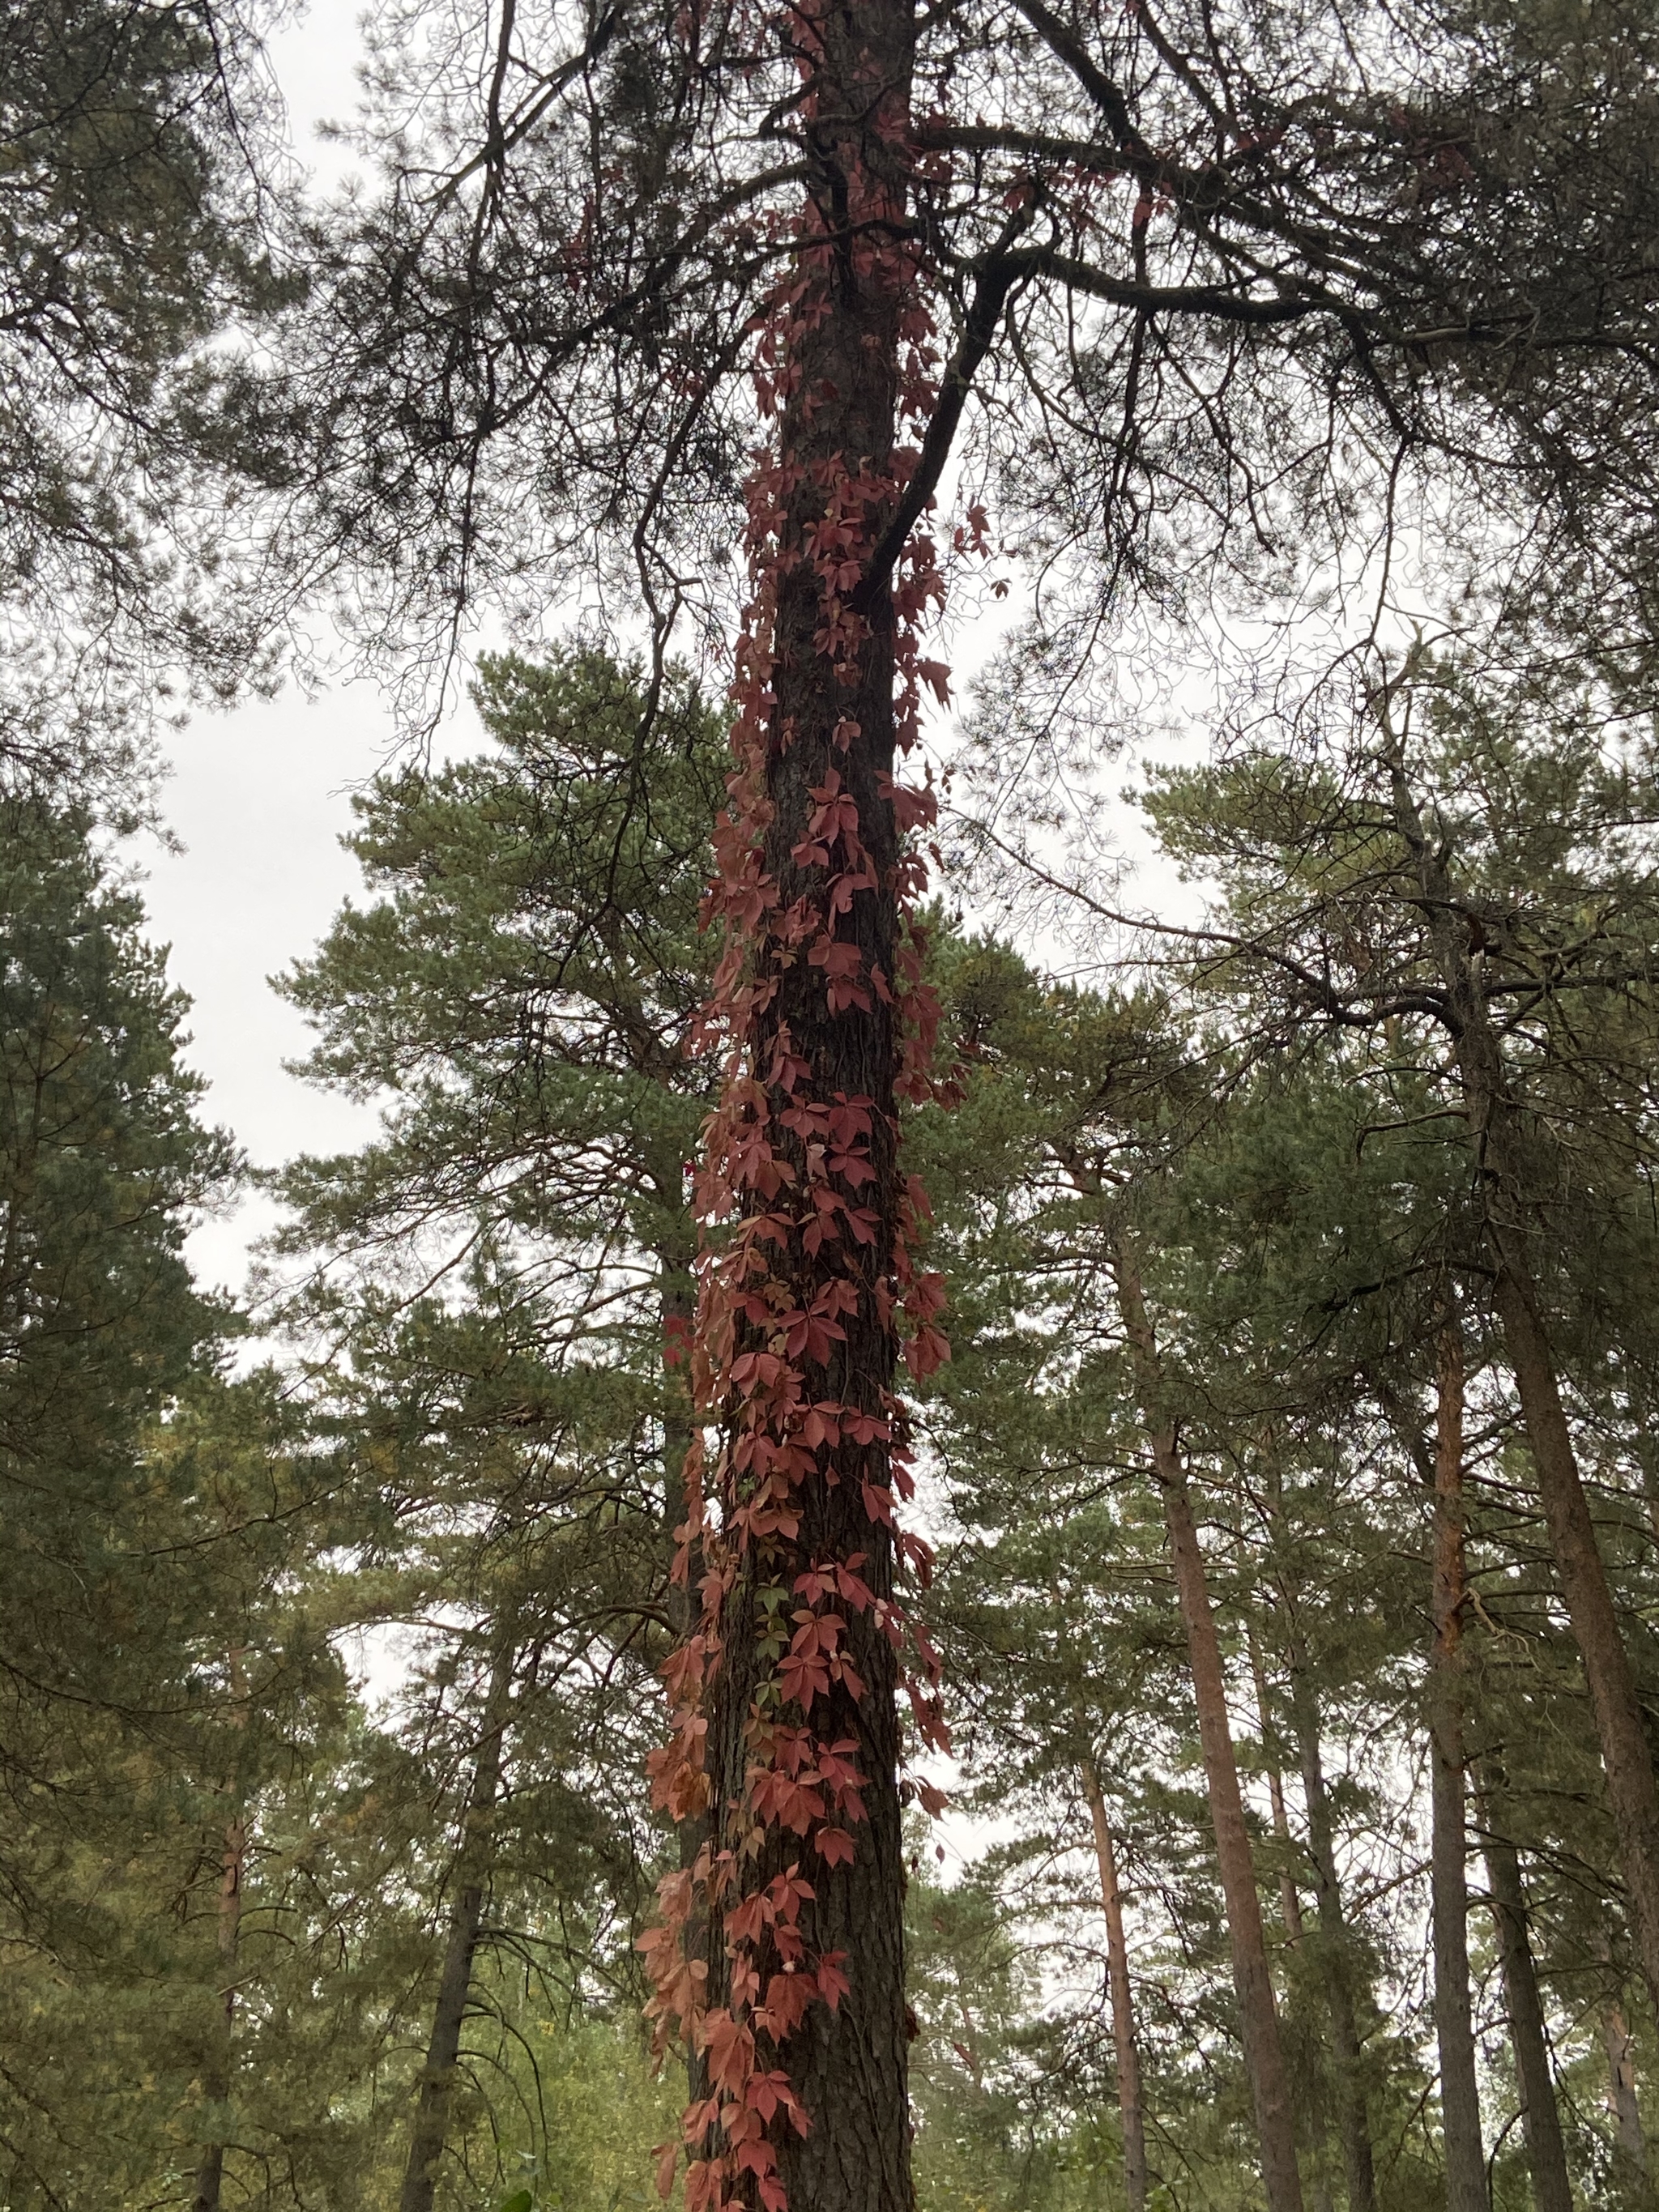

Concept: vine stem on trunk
[[638, 0, 959, 2202]]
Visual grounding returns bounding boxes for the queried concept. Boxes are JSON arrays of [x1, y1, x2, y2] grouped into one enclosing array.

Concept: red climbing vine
[[637, 0, 968, 2204]]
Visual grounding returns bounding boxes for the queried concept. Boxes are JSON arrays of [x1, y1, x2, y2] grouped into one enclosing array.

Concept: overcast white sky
[[139, 679, 397, 1293]]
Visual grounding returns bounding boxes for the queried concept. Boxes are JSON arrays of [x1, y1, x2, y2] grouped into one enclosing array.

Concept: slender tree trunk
[[1626, 1371, 1659, 1560], [1601, 1984, 1648, 2183], [192, 1808, 247, 2212], [1080, 1747, 1149, 2212], [1255, 1455, 1375, 2212], [1480, 1792, 1573, 2212], [657, 1250, 702, 1758], [1427, 1320, 1487, 2212], [400, 1639, 516, 2212], [1392, 761, 1659, 2015], [1247, 1627, 1307, 1946], [658, 1245, 711, 2098], [1284, 1644, 1377, 2212], [1489, 1257, 1659, 2008], [194, 1645, 249, 2212], [1250, 1633, 1337, 2212], [1113, 1241, 1305, 2212], [658, 1249, 697, 1644]]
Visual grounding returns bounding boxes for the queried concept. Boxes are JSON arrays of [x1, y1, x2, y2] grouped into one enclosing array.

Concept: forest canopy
[[3, 2, 1659, 2211]]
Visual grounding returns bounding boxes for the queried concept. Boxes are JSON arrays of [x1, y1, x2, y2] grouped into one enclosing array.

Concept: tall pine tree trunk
[[192, 1807, 247, 2212], [400, 1638, 516, 2212], [1488, 1255, 1659, 2005], [1283, 1652, 1377, 2212], [1427, 1319, 1487, 2212], [1080, 1746, 1149, 2212], [691, 2, 920, 2199], [1391, 758, 1659, 2014], [1480, 1788, 1573, 2212], [1112, 1241, 1305, 2212], [194, 1643, 249, 2212]]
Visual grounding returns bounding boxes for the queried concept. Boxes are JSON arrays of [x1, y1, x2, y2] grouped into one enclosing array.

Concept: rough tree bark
[[194, 1643, 249, 2212], [1112, 1240, 1306, 2212], [686, 0, 923, 2199], [400, 1639, 516, 2212], [1479, 1785, 1573, 2212], [1392, 758, 1659, 2015], [1427, 1319, 1488, 2212], [1080, 1745, 1150, 2212]]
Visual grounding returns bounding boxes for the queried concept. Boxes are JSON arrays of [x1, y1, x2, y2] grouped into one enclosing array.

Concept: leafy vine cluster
[[638, 3, 966, 2206]]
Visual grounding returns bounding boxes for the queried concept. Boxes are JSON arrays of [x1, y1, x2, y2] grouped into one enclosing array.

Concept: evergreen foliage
[[11, 1, 1659, 2193], [0, 0, 292, 797], [12, 641, 1659, 2209]]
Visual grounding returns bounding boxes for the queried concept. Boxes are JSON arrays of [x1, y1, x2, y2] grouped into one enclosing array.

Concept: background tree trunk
[[1392, 759, 1659, 2014], [1114, 1242, 1306, 2212], [400, 1638, 516, 2212], [1490, 1259, 1659, 2016], [1427, 1322, 1487, 2212], [192, 1807, 247, 2212], [1480, 1795, 1573, 2212], [1250, 1630, 1338, 2212], [1601, 1986, 1648, 2185], [1284, 1655, 1377, 2212], [1247, 1627, 1307, 1947], [1256, 1454, 1376, 2212], [194, 1643, 249, 2212], [1080, 1747, 1150, 2212]]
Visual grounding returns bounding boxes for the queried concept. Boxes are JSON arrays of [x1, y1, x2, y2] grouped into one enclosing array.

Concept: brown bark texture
[[400, 1641, 516, 2212], [1113, 1243, 1306, 2212], [696, 2, 919, 2200], [1482, 1803, 1572, 2212], [1392, 762, 1659, 2016], [1081, 1748, 1150, 2212], [1427, 1323, 1487, 2212]]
